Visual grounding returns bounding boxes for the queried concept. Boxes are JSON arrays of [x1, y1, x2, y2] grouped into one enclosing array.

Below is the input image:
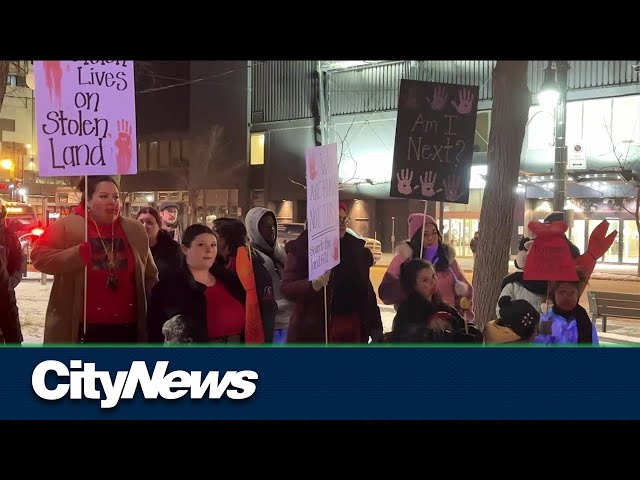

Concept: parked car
[[276, 222, 381, 265], [346, 228, 382, 265]]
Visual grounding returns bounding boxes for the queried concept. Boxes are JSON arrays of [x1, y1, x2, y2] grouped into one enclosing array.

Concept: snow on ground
[[15, 279, 51, 344]]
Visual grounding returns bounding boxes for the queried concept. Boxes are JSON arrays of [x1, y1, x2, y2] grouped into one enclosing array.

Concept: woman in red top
[[147, 224, 248, 343], [31, 176, 158, 344]]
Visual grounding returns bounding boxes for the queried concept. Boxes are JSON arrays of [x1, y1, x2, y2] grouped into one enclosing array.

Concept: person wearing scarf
[[379, 213, 473, 321], [31, 176, 158, 344], [533, 274, 599, 345]]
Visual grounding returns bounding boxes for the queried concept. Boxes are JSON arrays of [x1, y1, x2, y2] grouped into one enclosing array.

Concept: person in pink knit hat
[[378, 213, 474, 321]]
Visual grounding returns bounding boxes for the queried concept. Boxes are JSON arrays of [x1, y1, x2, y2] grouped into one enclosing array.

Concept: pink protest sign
[[34, 61, 137, 177], [306, 143, 340, 281]]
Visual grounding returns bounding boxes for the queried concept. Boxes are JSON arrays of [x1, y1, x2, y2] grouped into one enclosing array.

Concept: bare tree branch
[[288, 178, 307, 190], [602, 115, 640, 275], [174, 125, 226, 224]]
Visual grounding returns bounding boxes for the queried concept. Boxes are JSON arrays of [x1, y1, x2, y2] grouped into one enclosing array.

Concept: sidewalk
[[22, 271, 53, 282]]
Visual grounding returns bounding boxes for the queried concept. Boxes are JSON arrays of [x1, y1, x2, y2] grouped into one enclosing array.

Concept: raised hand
[[576, 220, 618, 281], [396, 168, 414, 195]]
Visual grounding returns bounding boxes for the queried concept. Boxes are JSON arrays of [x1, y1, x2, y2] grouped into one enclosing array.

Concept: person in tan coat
[[31, 176, 158, 344]]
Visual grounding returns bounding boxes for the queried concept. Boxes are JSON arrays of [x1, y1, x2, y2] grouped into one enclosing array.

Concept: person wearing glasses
[[31, 176, 158, 344], [281, 202, 383, 344]]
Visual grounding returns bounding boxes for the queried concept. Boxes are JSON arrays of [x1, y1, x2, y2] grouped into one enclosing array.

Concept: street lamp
[[538, 60, 571, 212], [0, 159, 14, 171]]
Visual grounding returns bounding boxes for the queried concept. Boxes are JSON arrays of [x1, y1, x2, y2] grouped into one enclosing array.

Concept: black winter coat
[[147, 251, 276, 343], [150, 230, 183, 282], [390, 292, 482, 344], [0, 254, 22, 344]]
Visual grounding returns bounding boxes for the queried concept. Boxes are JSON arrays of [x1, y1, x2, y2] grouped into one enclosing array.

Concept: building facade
[[1, 61, 251, 229], [249, 60, 640, 265], [119, 60, 251, 226]]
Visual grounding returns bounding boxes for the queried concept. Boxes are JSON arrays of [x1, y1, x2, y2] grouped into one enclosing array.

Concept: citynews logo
[[31, 360, 259, 409]]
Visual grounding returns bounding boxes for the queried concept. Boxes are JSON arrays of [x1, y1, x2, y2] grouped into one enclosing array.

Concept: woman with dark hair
[[379, 213, 474, 321], [136, 206, 182, 281], [212, 217, 276, 343], [31, 175, 158, 344], [390, 259, 481, 343], [147, 223, 254, 343]]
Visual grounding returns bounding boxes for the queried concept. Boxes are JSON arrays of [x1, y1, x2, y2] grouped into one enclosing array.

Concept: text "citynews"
[[31, 360, 259, 409]]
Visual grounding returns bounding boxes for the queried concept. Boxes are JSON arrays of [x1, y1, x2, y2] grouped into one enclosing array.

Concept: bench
[[587, 291, 640, 332]]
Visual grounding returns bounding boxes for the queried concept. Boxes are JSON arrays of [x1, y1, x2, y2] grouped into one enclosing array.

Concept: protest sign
[[34, 61, 137, 177], [391, 79, 478, 204], [523, 221, 580, 282], [306, 143, 340, 281]]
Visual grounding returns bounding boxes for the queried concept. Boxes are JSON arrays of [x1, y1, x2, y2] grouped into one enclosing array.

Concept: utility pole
[[552, 61, 570, 212]]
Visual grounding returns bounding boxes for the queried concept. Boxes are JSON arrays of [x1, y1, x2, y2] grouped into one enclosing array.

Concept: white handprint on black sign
[[443, 175, 464, 202], [420, 171, 443, 198], [451, 88, 475, 115], [426, 85, 448, 111], [396, 168, 414, 195]]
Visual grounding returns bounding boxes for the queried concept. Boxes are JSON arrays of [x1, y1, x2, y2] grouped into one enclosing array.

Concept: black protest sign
[[390, 79, 479, 204]]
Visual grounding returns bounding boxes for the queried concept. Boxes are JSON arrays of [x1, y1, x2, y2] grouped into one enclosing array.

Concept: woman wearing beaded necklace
[[31, 176, 158, 344]]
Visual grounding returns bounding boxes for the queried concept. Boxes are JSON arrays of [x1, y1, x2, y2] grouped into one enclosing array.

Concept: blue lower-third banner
[[0, 346, 638, 420]]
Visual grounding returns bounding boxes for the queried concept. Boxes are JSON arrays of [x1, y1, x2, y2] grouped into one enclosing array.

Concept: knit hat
[[408, 213, 438, 240], [544, 211, 565, 224], [497, 296, 540, 340]]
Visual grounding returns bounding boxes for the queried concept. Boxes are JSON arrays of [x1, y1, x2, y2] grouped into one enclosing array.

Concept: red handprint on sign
[[114, 119, 133, 173], [43, 61, 63, 110], [451, 88, 475, 115], [308, 156, 317, 181]]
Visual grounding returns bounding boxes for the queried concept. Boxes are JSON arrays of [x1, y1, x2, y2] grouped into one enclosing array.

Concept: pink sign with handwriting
[[34, 61, 137, 176]]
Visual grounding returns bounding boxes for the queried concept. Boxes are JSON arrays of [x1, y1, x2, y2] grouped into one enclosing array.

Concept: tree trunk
[[0, 61, 9, 109], [636, 186, 640, 277], [189, 189, 199, 225], [472, 61, 531, 330]]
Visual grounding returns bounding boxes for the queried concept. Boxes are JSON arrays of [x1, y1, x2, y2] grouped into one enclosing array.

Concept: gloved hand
[[576, 220, 617, 281], [311, 271, 331, 291], [369, 329, 385, 343], [78, 241, 92, 265]]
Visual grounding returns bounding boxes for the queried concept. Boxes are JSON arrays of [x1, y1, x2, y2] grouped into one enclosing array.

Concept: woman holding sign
[[31, 176, 158, 344], [379, 213, 474, 322]]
